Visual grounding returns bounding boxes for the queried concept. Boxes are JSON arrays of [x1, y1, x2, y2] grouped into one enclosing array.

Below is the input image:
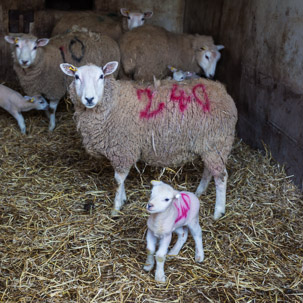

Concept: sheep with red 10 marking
[[60, 62, 238, 220]]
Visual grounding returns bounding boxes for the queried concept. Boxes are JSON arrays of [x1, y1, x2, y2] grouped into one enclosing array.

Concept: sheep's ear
[[168, 65, 178, 72], [37, 38, 49, 47], [103, 61, 118, 76], [151, 180, 163, 186], [216, 45, 224, 51], [144, 11, 153, 19], [4, 35, 17, 44], [120, 8, 129, 16], [60, 63, 78, 77], [24, 96, 35, 103]]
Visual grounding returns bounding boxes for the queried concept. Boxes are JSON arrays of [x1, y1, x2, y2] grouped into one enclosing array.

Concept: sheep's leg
[[188, 218, 204, 262], [168, 227, 188, 256], [143, 229, 157, 272], [213, 168, 228, 220], [112, 170, 129, 216], [195, 166, 213, 197], [11, 111, 26, 134], [155, 233, 172, 282], [48, 100, 59, 131]]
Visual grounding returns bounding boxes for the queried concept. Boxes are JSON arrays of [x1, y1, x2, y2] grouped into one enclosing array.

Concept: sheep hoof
[[143, 263, 154, 271], [195, 254, 204, 263], [111, 209, 120, 217], [213, 211, 225, 220], [49, 125, 55, 132], [155, 273, 166, 282]]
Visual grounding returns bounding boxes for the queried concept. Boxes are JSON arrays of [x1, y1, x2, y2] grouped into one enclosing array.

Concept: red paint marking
[[174, 193, 191, 223], [137, 88, 165, 119], [170, 84, 192, 112], [192, 83, 210, 113]]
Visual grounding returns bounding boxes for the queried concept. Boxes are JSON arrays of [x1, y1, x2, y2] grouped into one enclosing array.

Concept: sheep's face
[[60, 62, 119, 109], [4, 35, 49, 69], [120, 8, 153, 30], [194, 42, 224, 79], [24, 95, 49, 110], [147, 181, 180, 214]]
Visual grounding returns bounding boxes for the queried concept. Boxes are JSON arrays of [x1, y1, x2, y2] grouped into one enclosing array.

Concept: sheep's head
[[24, 95, 49, 110], [120, 8, 153, 30], [192, 35, 224, 79], [4, 35, 49, 69], [60, 62, 118, 109], [147, 181, 180, 214]]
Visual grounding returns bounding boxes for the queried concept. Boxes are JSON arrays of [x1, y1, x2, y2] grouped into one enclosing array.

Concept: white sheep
[[120, 8, 153, 30], [119, 25, 224, 81], [4, 31, 120, 131], [167, 65, 201, 81], [0, 84, 49, 134], [60, 62, 237, 220], [144, 180, 204, 282]]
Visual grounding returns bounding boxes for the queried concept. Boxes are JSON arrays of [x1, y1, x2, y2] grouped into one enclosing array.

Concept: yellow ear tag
[[201, 46, 207, 51], [29, 98, 34, 103], [69, 66, 77, 72], [15, 38, 19, 44]]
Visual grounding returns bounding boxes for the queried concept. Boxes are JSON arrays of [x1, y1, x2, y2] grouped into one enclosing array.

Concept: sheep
[[119, 25, 224, 81], [4, 30, 120, 131], [60, 62, 238, 220], [167, 65, 200, 81], [0, 84, 49, 134], [51, 9, 153, 41], [120, 8, 153, 30], [144, 180, 204, 282]]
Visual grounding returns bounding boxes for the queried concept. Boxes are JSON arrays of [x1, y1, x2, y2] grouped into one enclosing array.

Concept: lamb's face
[[147, 181, 179, 214], [60, 62, 119, 109], [194, 40, 224, 79], [23, 95, 49, 110], [4, 35, 49, 69], [120, 8, 153, 30]]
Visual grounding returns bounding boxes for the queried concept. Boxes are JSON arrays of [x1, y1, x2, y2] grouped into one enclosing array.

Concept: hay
[[0, 96, 303, 303]]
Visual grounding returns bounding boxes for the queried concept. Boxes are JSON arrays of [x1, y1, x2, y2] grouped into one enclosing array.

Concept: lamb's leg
[[195, 166, 213, 197], [155, 233, 172, 282], [143, 229, 157, 272], [112, 170, 129, 216], [11, 111, 26, 134], [168, 226, 188, 256], [48, 100, 60, 131], [213, 168, 228, 220], [188, 217, 204, 262]]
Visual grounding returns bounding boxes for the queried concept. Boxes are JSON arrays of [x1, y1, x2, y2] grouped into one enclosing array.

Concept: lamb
[[167, 65, 200, 81], [60, 62, 238, 220], [144, 180, 204, 282], [119, 25, 224, 81], [51, 8, 153, 41], [0, 84, 48, 134], [4, 30, 120, 131]]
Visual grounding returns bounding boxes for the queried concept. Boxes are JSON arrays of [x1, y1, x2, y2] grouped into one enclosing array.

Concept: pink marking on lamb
[[137, 88, 165, 119], [192, 83, 210, 113], [170, 84, 192, 112], [174, 193, 191, 223]]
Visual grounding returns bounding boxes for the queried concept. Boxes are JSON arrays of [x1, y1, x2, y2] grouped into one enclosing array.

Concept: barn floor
[[0, 100, 303, 303]]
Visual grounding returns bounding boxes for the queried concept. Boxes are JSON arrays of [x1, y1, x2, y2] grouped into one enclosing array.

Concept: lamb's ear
[[216, 45, 224, 51], [60, 63, 78, 77], [151, 180, 163, 186], [4, 35, 17, 44], [37, 38, 49, 47], [103, 61, 118, 76], [24, 96, 35, 103], [120, 8, 129, 16], [144, 11, 153, 19]]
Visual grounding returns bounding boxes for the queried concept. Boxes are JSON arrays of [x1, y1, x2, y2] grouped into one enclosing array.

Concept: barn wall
[[184, 0, 303, 190]]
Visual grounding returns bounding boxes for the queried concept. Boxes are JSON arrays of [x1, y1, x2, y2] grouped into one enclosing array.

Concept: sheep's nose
[[85, 97, 94, 105], [147, 203, 153, 210], [208, 74, 214, 79], [22, 60, 28, 65]]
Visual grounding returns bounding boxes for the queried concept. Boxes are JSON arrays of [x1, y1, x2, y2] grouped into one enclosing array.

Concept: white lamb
[[144, 181, 204, 282], [0, 84, 49, 134], [167, 65, 201, 81]]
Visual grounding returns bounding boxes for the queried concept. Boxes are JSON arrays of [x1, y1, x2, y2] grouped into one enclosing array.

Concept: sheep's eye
[[164, 198, 170, 202], [127, 16, 131, 19], [15, 44, 19, 48], [99, 74, 104, 79], [141, 18, 145, 21], [75, 74, 80, 80], [205, 55, 210, 60], [33, 46, 37, 50]]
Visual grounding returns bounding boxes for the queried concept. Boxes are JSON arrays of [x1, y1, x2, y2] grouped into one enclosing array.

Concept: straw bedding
[[0, 94, 302, 302]]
